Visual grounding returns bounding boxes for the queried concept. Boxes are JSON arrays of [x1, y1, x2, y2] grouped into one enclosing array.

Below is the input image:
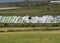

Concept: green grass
[[0, 3, 60, 43], [0, 31, 60, 43], [0, 3, 60, 16]]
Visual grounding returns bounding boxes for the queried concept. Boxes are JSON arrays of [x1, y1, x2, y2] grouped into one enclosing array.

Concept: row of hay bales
[[0, 15, 60, 23]]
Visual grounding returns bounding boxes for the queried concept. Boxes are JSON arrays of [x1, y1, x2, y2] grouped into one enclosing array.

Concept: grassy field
[[0, 3, 60, 16], [0, 3, 60, 43], [0, 31, 60, 43], [0, 27, 60, 43], [0, 3, 60, 27]]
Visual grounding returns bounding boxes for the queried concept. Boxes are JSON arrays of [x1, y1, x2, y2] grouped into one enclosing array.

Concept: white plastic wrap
[[0, 15, 60, 23]]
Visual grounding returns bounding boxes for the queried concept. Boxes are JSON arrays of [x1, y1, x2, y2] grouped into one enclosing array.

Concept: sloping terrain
[[0, 3, 60, 16]]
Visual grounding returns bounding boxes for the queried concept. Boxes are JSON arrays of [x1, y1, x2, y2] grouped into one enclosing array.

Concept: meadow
[[0, 31, 60, 43], [0, 3, 60, 16], [0, 2, 60, 43]]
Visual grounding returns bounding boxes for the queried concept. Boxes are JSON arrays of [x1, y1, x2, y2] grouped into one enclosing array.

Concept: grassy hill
[[0, 2, 60, 16], [0, 1, 48, 7]]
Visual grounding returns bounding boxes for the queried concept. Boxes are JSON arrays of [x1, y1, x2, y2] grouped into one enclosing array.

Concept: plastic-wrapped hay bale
[[23, 15, 29, 23], [14, 16, 20, 23], [37, 17, 42, 23], [2, 17, 7, 23], [17, 17, 24, 23], [9, 16, 14, 23], [0, 16, 2, 23], [8, 16, 13, 23], [4, 16, 11, 23], [0, 16, 2, 19], [37, 15, 54, 23], [0, 16, 3, 23], [45, 15, 54, 23], [41, 15, 47, 23], [37, 15, 50, 23], [56, 16, 60, 23], [29, 16, 38, 23], [51, 17, 57, 23], [3, 16, 8, 23], [27, 15, 54, 23], [13, 16, 19, 23]]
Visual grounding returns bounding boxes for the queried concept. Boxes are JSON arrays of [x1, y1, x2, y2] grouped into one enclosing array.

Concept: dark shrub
[[55, 4, 58, 5], [15, 30, 22, 32], [7, 30, 15, 32], [32, 25, 36, 27], [20, 24, 25, 27], [32, 29, 40, 31], [0, 30, 5, 32], [34, 4, 40, 7], [0, 26, 4, 27], [24, 29, 32, 31], [24, 24, 28, 27], [46, 28, 53, 31], [4, 23, 8, 27], [47, 8, 50, 10], [52, 25, 58, 27]]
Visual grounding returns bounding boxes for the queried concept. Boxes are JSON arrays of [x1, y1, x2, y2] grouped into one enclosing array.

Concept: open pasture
[[0, 2, 60, 43], [0, 31, 60, 43], [0, 3, 60, 16]]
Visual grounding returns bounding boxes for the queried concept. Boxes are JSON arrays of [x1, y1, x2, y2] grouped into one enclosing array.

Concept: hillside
[[0, 2, 60, 16], [0, 1, 48, 7]]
